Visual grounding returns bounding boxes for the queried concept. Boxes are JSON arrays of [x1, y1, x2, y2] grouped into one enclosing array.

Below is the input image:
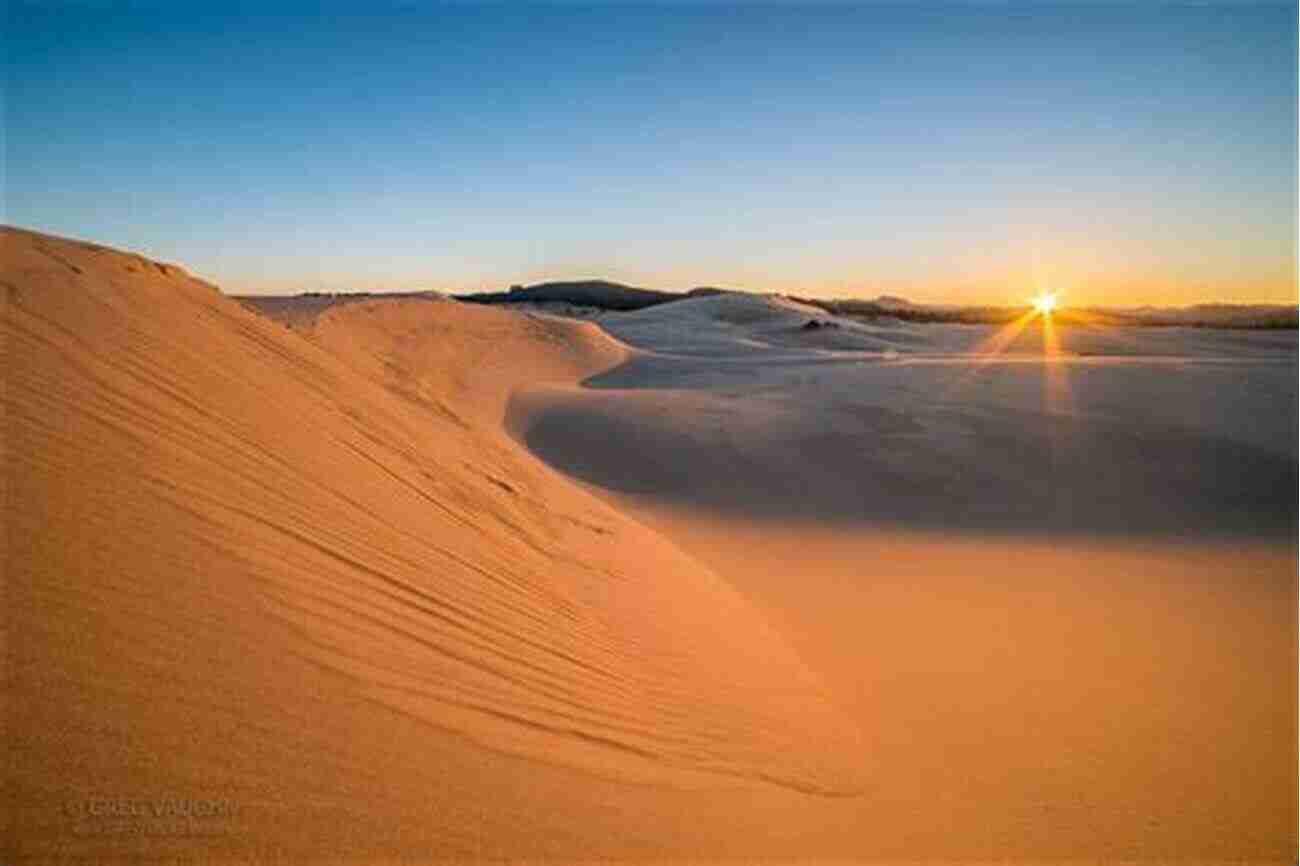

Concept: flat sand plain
[[5, 227, 1296, 861]]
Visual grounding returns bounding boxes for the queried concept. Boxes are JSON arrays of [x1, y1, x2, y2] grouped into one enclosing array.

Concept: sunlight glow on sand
[[1040, 306, 1073, 415], [943, 293, 1077, 414]]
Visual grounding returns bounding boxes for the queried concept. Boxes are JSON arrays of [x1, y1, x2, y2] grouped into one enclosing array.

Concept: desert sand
[[5, 226, 1296, 861]]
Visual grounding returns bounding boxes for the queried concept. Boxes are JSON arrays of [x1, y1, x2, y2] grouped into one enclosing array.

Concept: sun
[[1031, 291, 1059, 315]]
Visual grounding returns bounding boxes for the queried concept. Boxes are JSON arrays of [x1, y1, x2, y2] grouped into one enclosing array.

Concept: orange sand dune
[[5, 227, 865, 861]]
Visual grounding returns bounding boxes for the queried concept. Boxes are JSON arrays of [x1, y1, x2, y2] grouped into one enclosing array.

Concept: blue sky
[[7, 1, 1297, 304]]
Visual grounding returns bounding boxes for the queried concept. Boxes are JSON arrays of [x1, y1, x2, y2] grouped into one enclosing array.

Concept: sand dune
[[601, 291, 922, 356], [518, 292, 1296, 536], [5, 227, 866, 861], [513, 290, 1298, 857], [4, 227, 1295, 860]]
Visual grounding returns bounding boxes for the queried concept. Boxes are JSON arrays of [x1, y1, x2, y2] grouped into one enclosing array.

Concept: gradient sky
[[7, 1, 1297, 305]]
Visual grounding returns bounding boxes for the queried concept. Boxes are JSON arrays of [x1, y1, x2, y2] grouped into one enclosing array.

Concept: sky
[[6, 1, 1297, 305]]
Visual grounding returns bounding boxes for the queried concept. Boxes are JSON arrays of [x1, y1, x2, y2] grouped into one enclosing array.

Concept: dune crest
[[5, 227, 868, 858]]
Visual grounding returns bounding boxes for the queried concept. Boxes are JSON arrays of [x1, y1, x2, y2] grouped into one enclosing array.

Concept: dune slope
[[4, 228, 863, 860], [512, 290, 1298, 859]]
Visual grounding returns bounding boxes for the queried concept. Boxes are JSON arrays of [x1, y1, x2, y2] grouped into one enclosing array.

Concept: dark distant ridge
[[249, 281, 1295, 330], [458, 280, 682, 311]]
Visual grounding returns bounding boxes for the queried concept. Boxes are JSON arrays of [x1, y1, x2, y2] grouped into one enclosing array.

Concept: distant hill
[[458, 280, 683, 311]]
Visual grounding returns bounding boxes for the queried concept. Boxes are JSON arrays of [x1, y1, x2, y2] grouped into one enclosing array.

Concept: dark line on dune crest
[[32, 241, 84, 274]]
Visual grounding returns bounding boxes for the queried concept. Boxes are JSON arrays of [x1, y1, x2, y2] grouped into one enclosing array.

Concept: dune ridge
[[5, 227, 868, 860]]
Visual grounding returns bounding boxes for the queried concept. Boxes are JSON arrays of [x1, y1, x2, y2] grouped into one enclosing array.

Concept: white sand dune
[[604, 291, 924, 356], [514, 289, 1298, 858], [521, 292, 1297, 535], [4, 227, 1296, 861]]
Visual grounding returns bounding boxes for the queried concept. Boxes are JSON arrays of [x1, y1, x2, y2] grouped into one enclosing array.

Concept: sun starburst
[[1032, 291, 1059, 315]]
